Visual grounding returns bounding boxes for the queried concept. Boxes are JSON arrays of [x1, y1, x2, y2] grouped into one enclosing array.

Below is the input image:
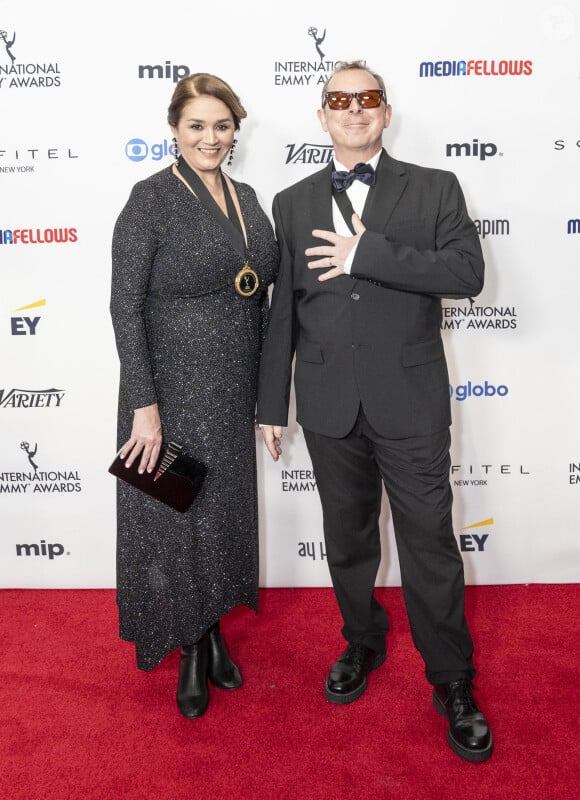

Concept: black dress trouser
[[303, 407, 476, 685]]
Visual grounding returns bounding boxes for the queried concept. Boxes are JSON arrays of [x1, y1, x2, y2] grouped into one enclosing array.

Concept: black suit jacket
[[257, 150, 484, 439]]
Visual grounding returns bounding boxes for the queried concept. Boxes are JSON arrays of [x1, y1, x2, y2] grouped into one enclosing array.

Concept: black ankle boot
[[176, 633, 210, 718], [207, 621, 243, 690]]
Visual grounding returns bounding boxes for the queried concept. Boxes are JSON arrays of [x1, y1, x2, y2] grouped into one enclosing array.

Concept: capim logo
[[11, 298, 45, 336], [449, 381, 509, 400], [473, 218, 510, 238], [446, 139, 501, 160], [285, 143, 333, 165], [16, 540, 68, 559], [420, 59, 532, 77], [138, 61, 191, 83], [125, 138, 178, 163]]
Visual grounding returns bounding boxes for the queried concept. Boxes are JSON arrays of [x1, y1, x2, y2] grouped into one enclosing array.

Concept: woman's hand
[[119, 403, 162, 474]]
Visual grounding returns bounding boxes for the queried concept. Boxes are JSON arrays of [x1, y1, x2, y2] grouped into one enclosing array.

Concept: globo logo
[[449, 381, 509, 401]]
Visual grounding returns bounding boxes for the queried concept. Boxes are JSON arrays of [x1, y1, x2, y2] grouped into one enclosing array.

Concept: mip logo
[[449, 381, 509, 400], [125, 138, 178, 163], [446, 139, 501, 160], [0, 29, 16, 63]]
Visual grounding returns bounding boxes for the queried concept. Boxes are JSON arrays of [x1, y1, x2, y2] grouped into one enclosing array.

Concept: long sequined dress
[[110, 166, 279, 671]]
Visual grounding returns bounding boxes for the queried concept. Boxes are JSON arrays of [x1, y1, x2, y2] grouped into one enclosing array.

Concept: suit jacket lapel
[[309, 163, 335, 231], [362, 149, 408, 232]]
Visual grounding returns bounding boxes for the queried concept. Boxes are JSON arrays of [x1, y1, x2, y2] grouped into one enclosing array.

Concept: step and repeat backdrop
[[1, 0, 578, 588]]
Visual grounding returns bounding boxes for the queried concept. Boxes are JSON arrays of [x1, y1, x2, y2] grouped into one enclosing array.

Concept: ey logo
[[11, 298, 45, 335], [459, 518, 493, 552]]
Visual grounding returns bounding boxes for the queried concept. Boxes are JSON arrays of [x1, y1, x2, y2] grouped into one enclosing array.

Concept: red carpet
[[1, 586, 578, 799]]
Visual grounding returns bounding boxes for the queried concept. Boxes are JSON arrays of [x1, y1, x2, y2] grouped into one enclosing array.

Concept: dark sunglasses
[[323, 89, 385, 110]]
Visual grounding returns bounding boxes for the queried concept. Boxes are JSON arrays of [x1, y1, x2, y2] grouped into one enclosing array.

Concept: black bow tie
[[331, 162, 376, 192]]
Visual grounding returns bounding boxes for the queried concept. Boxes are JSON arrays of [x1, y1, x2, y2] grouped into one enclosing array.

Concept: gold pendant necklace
[[234, 262, 260, 297]]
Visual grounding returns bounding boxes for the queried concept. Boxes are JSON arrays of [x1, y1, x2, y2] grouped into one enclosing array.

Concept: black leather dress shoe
[[176, 634, 210, 719], [433, 679, 493, 762], [207, 621, 243, 690], [325, 643, 386, 704]]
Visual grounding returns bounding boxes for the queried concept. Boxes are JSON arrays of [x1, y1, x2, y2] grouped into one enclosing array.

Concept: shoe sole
[[432, 691, 494, 762], [324, 651, 386, 705]]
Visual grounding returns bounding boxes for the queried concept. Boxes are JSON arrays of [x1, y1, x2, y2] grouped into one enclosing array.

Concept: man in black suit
[[257, 61, 492, 762]]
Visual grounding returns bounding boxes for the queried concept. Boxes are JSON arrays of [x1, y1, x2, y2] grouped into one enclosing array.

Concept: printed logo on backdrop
[[0, 440, 81, 495], [138, 60, 191, 83], [567, 218, 580, 234], [457, 518, 493, 553], [569, 463, 580, 485], [15, 540, 68, 560], [553, 138, 580, 152], [298, 540, 327, 562], [285, 143, 334, 166], [10, 298, 45, 336], [125, 137, 178, 163], [0, 388, 65, 408], [0, 227, 77, 244], [273, 26, 340, 87], [449, 382, 509, 400], [441, 301, 518, 331], [420, 59, 532, 77], [446, 139, 502, 160], [0, 29, 62, 89], [451, 463, 529, 488], [281, 468, 317, 492], [0, 146, 79, 175]]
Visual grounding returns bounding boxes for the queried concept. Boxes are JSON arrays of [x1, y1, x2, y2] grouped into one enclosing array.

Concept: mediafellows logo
[[273, 26, 340, 87], [285, 143, 333, 165], [420, 59, 532, 77], [125, 137, 178, 163], [449, 381, 509, 400], [0, 227, 77, 245], [0, 29, 62, 89]]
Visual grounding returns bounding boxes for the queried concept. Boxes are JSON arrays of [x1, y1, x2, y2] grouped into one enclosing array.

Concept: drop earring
[[227, 138, 238, 167], [172, 137, 180, 166]]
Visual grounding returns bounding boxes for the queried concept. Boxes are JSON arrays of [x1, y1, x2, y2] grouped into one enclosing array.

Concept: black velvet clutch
[[109, 441, 207, 513]]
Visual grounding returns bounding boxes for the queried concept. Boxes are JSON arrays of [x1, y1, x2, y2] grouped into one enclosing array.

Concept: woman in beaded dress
[[110, 74, 279, 719]]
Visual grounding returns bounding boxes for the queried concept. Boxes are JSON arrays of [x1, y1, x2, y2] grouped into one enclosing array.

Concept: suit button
[[350, 292, 360, 301]]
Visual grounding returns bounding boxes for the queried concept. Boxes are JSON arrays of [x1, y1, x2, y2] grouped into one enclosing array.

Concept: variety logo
[[10, 298, 45, 336], [441, 302, 518, 331], [138, 61, 191, 83], [446, 139, 501, 160], [451, 463, 530, 487], [125, 137, 178, 163], [457, 518, 493, 553], [570, 463, 580, 485], [285, 143, 334, 165], [0, 29, 62, 89], [473, 217, 510, 238], [273, 25, 340, 87], [0, 440, 82, 495], [0, 227, 77, 244], [0, 388, 65, 408], [15, 541, 68, 559], [449, 381, 509, 400], [420, 59, 532, 77], [567, 219, 580, 234]]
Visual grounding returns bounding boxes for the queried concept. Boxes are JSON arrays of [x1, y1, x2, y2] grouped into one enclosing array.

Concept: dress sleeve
[[110, 180, 160, 410]]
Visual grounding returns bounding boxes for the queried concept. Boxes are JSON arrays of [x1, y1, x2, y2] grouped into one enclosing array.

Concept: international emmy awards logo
[[0, 29, 16, 63], [20, 441, 38, 473], [308, 26, 326, 62]]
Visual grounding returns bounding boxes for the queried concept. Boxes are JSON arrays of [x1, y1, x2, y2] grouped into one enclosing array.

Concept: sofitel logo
[[285, 143, 333, 165], [273, 26, 340, 87], [0, 29, 61, 89], [0, 388, 65, 408]]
